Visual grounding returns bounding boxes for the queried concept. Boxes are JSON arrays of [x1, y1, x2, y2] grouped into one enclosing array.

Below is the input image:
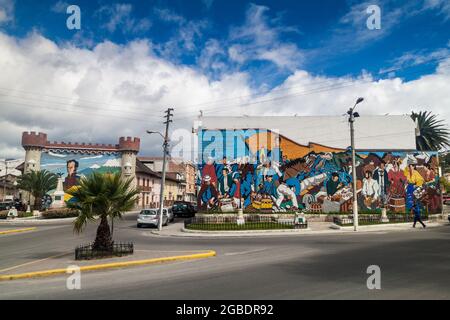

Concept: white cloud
[[379, 47, 450, 74], [0, 0, 14, 25], [227, 4, 303, 71], [154, 8, 208, 59], [0, 31, 251, 159], [51, 1, 69, 14], [96, 3, 151, 34], [423, 0, 450, 20], [0, 30, 449, 160], [202, 0, 214, 10]]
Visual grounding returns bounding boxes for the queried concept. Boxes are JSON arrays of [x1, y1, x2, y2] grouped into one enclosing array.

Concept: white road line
[[224, 248, 267, 256]]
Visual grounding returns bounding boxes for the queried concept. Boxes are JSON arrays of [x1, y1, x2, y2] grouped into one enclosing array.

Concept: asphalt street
[[1, 213, 450, 299]]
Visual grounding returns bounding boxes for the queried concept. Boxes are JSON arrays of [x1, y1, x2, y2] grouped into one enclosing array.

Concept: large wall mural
[[41, 151, 121, 202], [197, 129, 442, 214]]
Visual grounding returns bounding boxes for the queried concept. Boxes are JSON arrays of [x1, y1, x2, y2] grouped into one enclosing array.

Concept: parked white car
[[136, 208, 174, 228], [137, 209, 168, 228]]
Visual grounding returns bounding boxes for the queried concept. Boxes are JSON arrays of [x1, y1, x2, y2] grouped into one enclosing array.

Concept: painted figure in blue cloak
[[240, 165, 254, 208], [261, 174, 277, 197], [215, 156, 228, 182], [406, 183, 416, 210]]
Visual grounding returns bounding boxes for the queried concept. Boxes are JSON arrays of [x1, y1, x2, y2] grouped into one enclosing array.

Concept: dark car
[[0, 201, 14, 211], [172, 201, 196, 218], [443, 194, 450, 205]]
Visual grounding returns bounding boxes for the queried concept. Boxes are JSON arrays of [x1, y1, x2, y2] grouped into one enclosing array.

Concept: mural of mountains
[[78, 159, 121, 176]]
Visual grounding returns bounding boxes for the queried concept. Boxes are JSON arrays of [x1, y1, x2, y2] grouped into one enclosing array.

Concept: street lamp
[[146, 130, 170, 231], [347, 97, 364, 232]]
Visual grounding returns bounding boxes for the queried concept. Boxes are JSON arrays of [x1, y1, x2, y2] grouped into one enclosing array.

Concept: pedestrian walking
[[411, 200, 426, 228]]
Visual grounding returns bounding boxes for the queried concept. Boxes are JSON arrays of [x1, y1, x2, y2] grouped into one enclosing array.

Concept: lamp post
[[347, 97, 364, 231], [2, 159, 15, 201]]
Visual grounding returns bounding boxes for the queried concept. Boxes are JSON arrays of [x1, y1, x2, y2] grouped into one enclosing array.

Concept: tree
[[411, 111, 450, 151], [67, 172, 139, 251], [17, 170, 58, 210]]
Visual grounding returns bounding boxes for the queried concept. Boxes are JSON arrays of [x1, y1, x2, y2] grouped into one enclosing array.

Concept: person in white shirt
[[362, 171, 380, 208]]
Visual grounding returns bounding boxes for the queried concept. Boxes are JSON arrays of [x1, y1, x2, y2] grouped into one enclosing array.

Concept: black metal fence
[[184, 216, 307, 231], [333, 214, 429, 226], [75, 242, 134, 260]]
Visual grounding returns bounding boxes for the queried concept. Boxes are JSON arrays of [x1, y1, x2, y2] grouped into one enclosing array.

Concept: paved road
[[1, 213, 450, 299]]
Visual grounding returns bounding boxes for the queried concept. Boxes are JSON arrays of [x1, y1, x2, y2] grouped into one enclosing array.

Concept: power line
[[0, 55, 447, 122], [174, 63, 450, 120]]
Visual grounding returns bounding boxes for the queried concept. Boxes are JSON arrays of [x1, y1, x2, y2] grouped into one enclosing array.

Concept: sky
[[0, 0, 449, 160]]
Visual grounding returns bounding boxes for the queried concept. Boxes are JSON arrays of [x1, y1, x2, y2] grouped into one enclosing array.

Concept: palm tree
[[411, 111, 450, 151], [67, 172, 138, 251], [17, 170, 58, 210]]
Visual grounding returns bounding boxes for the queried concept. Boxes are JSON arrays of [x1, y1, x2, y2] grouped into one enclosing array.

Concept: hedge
[[0, 210, 33, 219], [41, 208, 79, 219]]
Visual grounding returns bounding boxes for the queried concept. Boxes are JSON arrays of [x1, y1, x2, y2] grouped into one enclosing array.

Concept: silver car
[[166, 207, 175, 223], [137, 209, 168, 228]]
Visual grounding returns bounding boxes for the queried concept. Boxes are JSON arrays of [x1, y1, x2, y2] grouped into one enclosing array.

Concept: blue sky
[[0, 0, 449, 158], [4, 0, 449, 86]]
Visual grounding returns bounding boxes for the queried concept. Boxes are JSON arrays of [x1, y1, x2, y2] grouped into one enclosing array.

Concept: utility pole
[[347, 98, 364, 232], [158, 108, 174, 231]]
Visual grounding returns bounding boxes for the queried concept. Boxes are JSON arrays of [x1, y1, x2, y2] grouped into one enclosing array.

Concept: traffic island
[[0, 249, 216, 281], [184, 214, 308, 231]]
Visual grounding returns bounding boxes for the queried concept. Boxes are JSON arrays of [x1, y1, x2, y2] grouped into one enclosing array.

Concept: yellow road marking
[[0, 227, 36, 235], [0, 250, 216, 281]]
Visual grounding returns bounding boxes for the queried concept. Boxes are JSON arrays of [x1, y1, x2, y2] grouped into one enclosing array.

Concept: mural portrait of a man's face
[[67, 160, 78, 177], [63, 159, 80, 192]]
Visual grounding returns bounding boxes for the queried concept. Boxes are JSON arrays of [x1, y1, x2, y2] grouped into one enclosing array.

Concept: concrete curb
[[0, 250, 216, 281], [0, 218, 76, 225], [0, 211, 139, 225], [0, 227, 36, 235], [148, 221, 449, 238]]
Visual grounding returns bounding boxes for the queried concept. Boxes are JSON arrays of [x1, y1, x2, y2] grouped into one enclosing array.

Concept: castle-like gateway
[[22, 132, 140, 208]]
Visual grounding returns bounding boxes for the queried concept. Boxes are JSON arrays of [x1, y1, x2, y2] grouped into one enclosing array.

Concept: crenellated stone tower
[[118, 137, 141, 189], [22, 132, 47, 173]]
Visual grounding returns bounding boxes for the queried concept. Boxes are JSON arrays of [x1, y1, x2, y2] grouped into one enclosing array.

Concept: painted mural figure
[[326, 173, 344, 198], [63, 159, 80, 191], [197, 175, 218, 211], [404, 163, 424, 210], [202, 157, 218, 187], [218, 167, 232, 196], [361, 171, 380, 209], [240, 164, 255, 208], [373, 161, 390, 205], [215, 156, 229, 182], [275, 179, 298, 210], [198, 129, 442, 214], [388, 160, 407, 197], [229, 172, 241, 209]]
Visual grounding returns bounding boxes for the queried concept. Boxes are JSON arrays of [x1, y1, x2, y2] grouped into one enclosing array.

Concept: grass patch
[[186, 222, 295, 231]]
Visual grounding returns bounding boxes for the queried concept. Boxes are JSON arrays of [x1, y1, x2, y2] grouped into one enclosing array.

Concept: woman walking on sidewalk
[[411, 200, 426, 228]]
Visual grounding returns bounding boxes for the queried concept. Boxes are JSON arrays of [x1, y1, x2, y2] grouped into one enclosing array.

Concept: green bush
[[41, 208, 79, 219]]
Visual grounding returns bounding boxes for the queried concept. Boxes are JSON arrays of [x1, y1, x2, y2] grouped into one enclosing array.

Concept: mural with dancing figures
[[197, 129, 442, 214]]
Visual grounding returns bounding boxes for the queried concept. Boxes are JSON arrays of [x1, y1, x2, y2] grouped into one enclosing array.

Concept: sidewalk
[[148, 220, 449, 238]]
